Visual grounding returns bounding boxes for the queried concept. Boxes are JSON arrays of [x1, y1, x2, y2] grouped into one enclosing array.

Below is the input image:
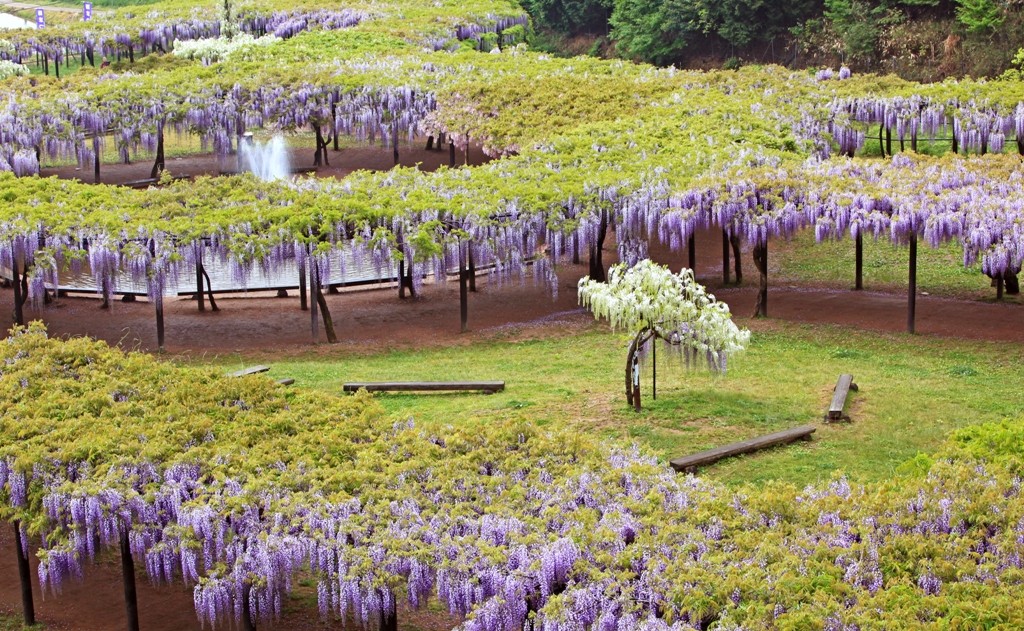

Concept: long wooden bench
[[827, 374, 858, 422], [343, 381, 505, 394], [227, 365, 270, 377], [669, 424, 816, 473], [226, 365, 294, 386]]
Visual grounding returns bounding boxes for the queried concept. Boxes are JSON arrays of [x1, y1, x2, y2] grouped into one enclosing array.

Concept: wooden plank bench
[[343, 381, 505, 394], [227, 365, 271, 377], [669, 424, 816, 473], [827, 374, 858, 422], [226, 365, 294, 386]]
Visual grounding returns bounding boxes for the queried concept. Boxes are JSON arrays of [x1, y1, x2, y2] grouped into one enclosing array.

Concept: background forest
[[521, 0, 1024, 80]]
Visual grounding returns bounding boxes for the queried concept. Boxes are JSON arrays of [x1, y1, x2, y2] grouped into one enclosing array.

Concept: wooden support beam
[[343, 381, 504, 394], [13, 521, 34, 626], [120, 531, 140, 631], [827, 373, 858, 422], [908, 232, 917, 334], [227, 365, 271, 377], [670, 425, 816, 473]]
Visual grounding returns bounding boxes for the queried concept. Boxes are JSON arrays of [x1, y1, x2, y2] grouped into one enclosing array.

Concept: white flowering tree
[[579, 260, 750, 411]]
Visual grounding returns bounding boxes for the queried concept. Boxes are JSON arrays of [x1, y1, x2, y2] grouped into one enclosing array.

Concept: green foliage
[[609, 0, 697, 65], [824, 0, 888, 61], [955, 0, 1005, 34], [520, 0, 614, 35], [5, 325, 1024, 626]]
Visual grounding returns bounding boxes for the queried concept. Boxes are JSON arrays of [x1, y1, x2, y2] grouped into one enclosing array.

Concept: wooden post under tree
[[309, 254, 319, 343], [120, 530, 140, 631], [687, 233, 696, 271], [11, 253, 24, 326], [379, 604, 397, 631], [14, 521, 35, 626], [449, 140, 455, 168], [752, 239, 768, 317], [459, 241, 469, 333], [298, 258, 307, 311], [196, 257, 205, 312], [331, 102, 339, 151], [93, 134, 101, 183], [730, 231, 742, 282], [150, 120, 165, 179], [241, 583, 256, 631], [722, 229, 730, 284], [392, 122, 399, 166], [150, 242, 165, 351], [855, 231, 863, 290], [468, 246, 477, 292], [155, 294, 165, 351], [908, 232, 917, 334]]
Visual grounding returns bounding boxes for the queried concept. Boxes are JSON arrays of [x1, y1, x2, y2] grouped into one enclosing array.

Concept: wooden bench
[[827, 374, 858, 422], [226, 366, 294, 386], [227, 365, 270, 377], [669, 424, 816, 473], [343, 381, 505, 394]]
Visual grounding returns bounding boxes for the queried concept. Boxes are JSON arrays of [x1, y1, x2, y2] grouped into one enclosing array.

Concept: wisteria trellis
[[3, 325, 1024, 630]]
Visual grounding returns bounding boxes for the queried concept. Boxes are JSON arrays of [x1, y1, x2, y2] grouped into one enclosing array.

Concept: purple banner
[[35, 8, 44, 28], [83, 2, 92, 21]]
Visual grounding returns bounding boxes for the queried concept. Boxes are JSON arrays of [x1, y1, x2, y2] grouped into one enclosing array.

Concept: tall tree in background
[[522, 0, 615, 34]]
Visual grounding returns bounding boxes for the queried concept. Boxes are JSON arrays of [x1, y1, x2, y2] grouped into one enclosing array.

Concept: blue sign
[[83, 2, 92, 21], [35, 8, 44, 28]]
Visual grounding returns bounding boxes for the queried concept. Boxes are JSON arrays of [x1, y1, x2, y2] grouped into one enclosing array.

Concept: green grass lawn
[[771, 228, 1020, 302], [193, 319, 1024, 488], [0, 613, 37, 630]]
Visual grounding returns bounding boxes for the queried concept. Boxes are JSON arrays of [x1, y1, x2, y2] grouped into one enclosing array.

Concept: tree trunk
[[241, 583, 256, 631], [315, 286, 337, 343], [722, 229, 730, 284], [589, 210, 608, 282], [459, 244, 469, 333], [155, 297, 165, 351], [624, 329, 652, 411], [449, 141, 455, 168], [730, 231, 742, 282], [201, 264, 219, 311], [398, 260, 407, 299], [120, 531, 140, 631], [426, 135, 434, 150], [298, 258, 307, 311], [93, 134, 101, 183], [908, 233, 917, 334], [196, 260, 205, 312], [150, 120, 165, 179], [11, 257, 24, 326], [331, 102, 339, 151], [14, 522, 34, 626], [393, 123, 400, 165], [468, 246, 476, 292], [687, 233, 696, 271], [855, 231, 863, 290], [885, 125, 892, 157], [1006, 269, 1020, 295], [878, 123, 885, 158], [752, 239, 768, 317], [379, 605, 397, 631], [309, 257, 319, 343], [312, 125, 331, 167]]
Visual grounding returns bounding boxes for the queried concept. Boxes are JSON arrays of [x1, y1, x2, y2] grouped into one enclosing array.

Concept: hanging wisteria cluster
[[3, 325, 1024, 630]]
